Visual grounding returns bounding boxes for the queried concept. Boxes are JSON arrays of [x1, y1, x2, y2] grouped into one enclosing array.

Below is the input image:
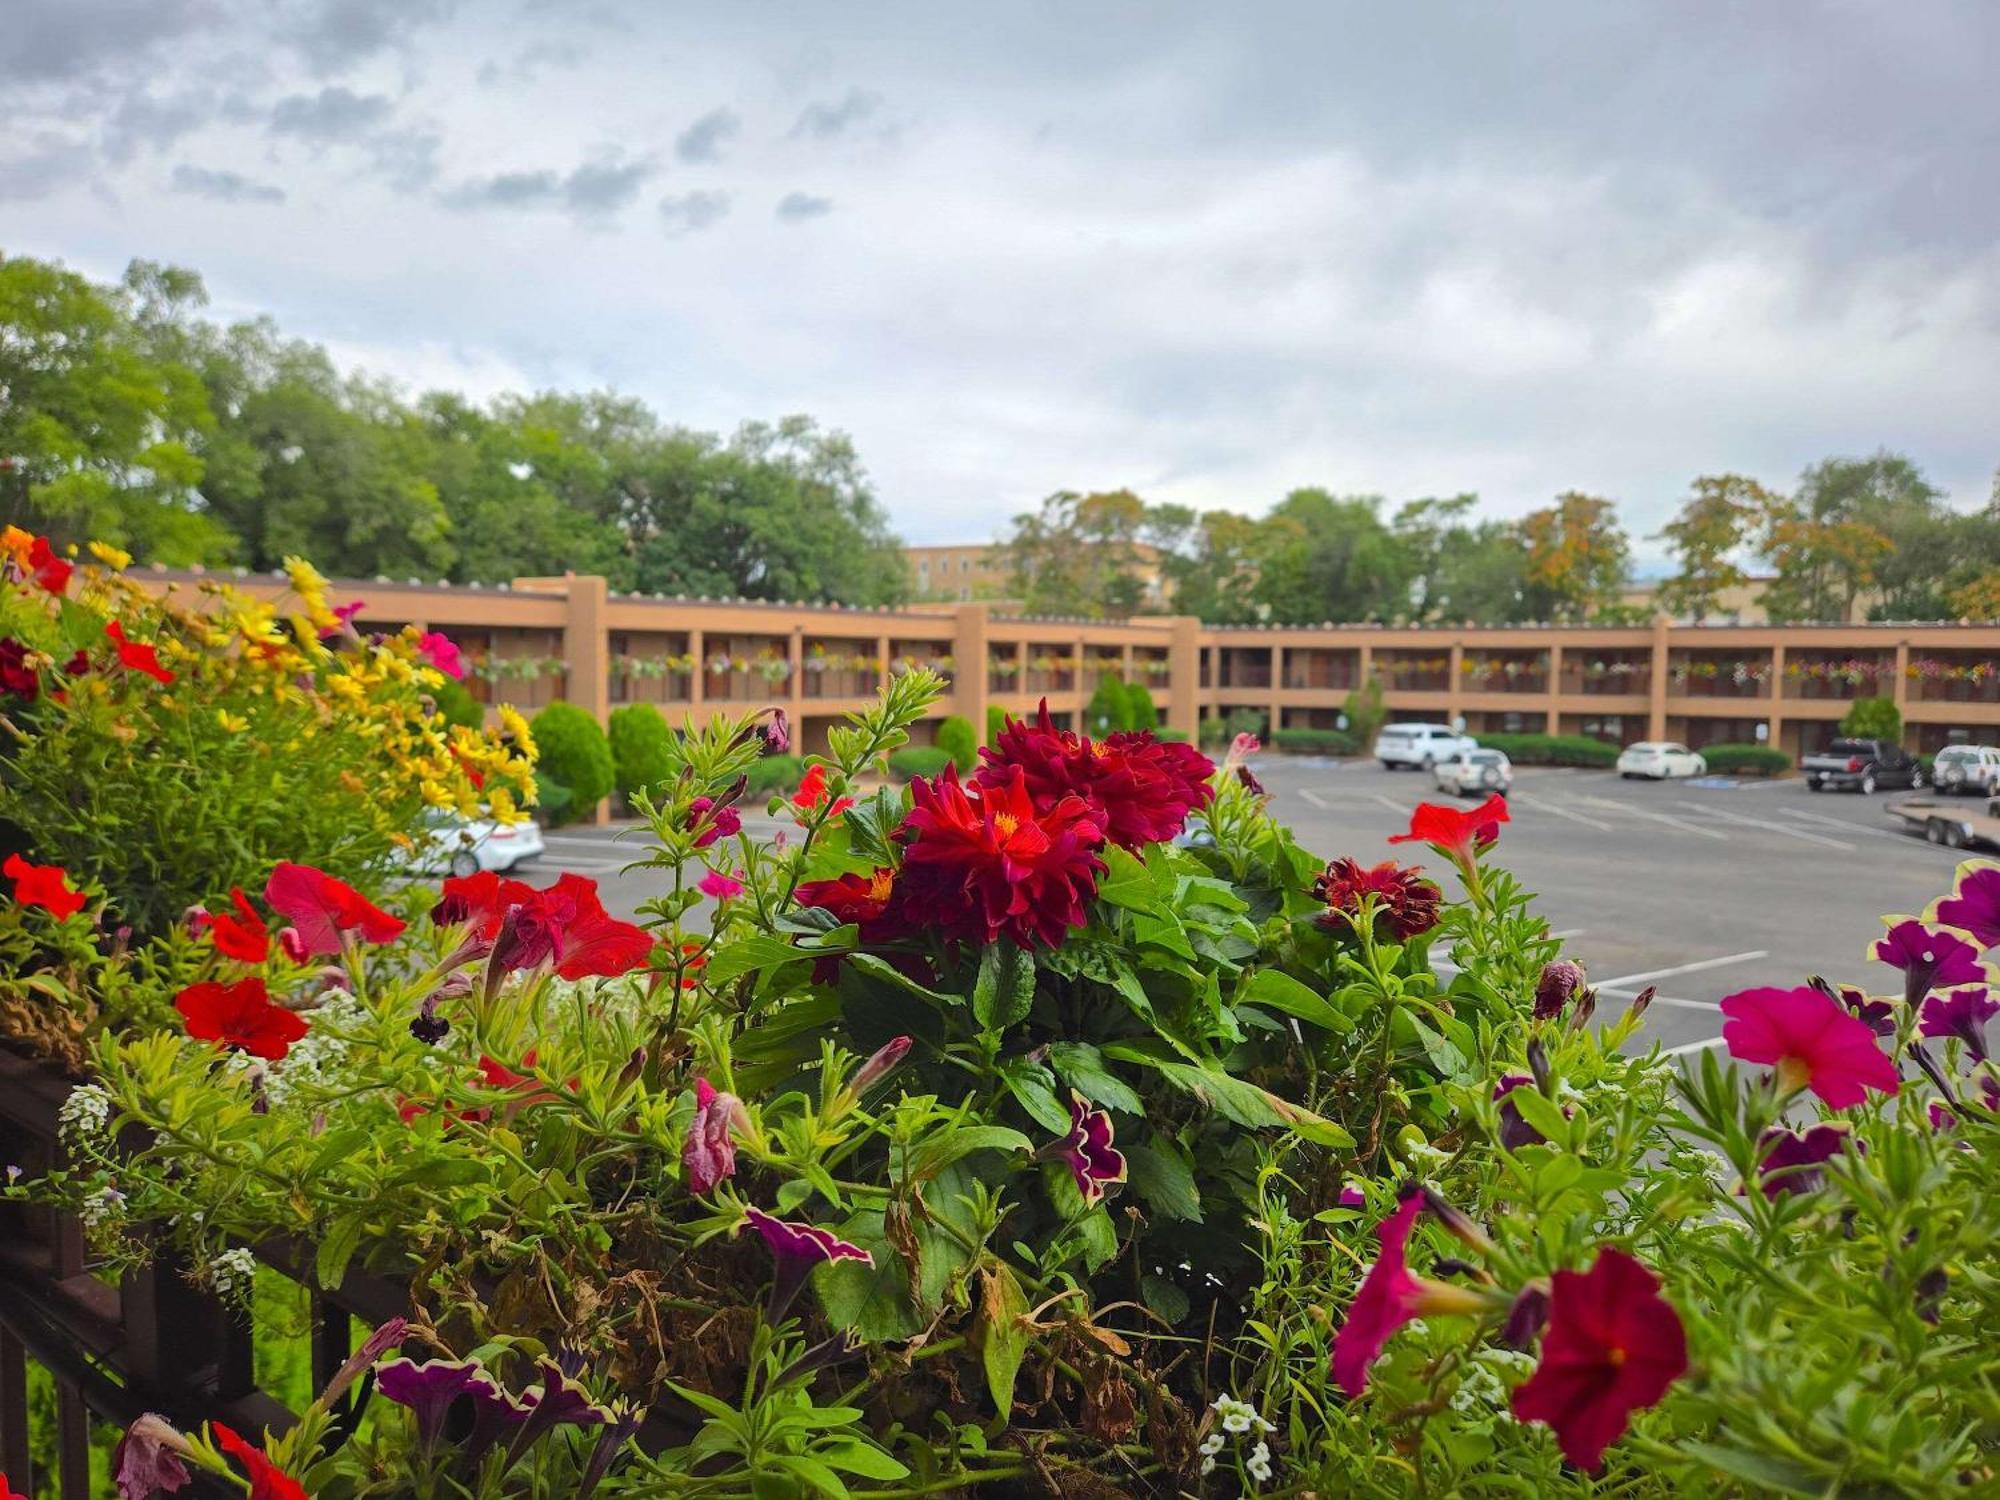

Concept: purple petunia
[[1055, 1092, 1127, 1204], [1837, 984, 1899, 1038], [745, 1206, 875, 1320], [1919, 986, 1998, 1062], [376, 1357, 491, 1447], [1931, 861, 2000, 949], [1869, 919, 1988, 1006], [1753, 1124, 1854, 1198]]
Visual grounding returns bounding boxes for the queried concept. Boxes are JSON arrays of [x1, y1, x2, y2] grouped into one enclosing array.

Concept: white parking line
[[1370, 793, 1409, 814], [1780, 806, 1914, 842], [1594, 950, 1766, 990], [1299, 788, 1332, 810], [1579, 796, 1729, 841], [1549, 928, 1587, 940], [544, 858, 628, 875], [1510, 794, 1615, 832], [1673, 801, 1853, 851], [1662, 1035, 1730, 1057]]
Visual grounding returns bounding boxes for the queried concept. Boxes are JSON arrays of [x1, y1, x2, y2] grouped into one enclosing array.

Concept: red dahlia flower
[[1720, 985, 1900, 1108], [1510, 1247, 1688, 1471], [211, 1422, 307, 1500], [1310, 857, 1441, 941], [896, 764, 1105, 949], [796, 867, 897, 925], [265, 862, 406, 957], [175, 977, 309, 1061], [104, 620, 175, 684], [207, 887, 271, 963], [1388, 794, 1509, 867], [975, 700, 1214, 849], [1330, 1190, 1491, 1396], [489, 873, 653, 979], [4, 853, 86, 920]]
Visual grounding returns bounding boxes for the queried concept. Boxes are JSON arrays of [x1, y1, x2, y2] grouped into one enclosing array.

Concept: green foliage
[[742, 753, 804, 796], [1271, 727, 1360, 755], [1123, 680, 1159, 730], [986, 704, 1010, 743], [1084, 672, 1130, 736], [1698, 742, 1791, 776], [530, 702, 614, 822], [428, 676, 486, 731], [1470, 732, 1619, 767], [1201, 707, 1266, 748], [1840, 695, 1903, 741], [1343, 673, 1388, 745], [935, 714, 978, 771], [607, 702, 674, 799], [885, 745, 954, 780]]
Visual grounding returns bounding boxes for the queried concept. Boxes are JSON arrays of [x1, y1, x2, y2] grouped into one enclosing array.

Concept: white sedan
[[401, 809, 546, 878], [1432, 748, 1513, 797], [1617, 741, 1707, 780]]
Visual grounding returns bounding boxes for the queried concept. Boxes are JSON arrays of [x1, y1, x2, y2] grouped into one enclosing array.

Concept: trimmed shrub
[[1272, 727, 1360, 756], [1085, 674, 1129, 736], [429, 676, 487, 731], [886, 746, 955, 780], [1200, 708, 1265, 748], [607, 702, 674, 800], [1697, 742, 1791, 777], [1840, 695, 1902, 741], [986, 705, 1010, 744], [743, 753, 804, 796], [937, 715, 978, 772], [1470, 732, 1619, 768], [1155, 727, 1192, 743], [1124, 682, 1160, 731], [1342, 674, 1388, 746], [531, 701, 615, 823]]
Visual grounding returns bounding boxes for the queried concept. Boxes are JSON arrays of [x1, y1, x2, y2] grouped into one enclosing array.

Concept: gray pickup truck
[[1800, 738, 1925, 795]]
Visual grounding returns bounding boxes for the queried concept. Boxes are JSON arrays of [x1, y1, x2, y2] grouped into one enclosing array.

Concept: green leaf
[[1679, 1443, 1822, 1495], [972, 939, 1035, 1031], [773, 1453, 851, 1498], [316, 1213, 367, 1290], [1132, 911, 1196, 960], [977, 1263, 1032, 1422], [1094, 845, 1161, 913], [812, 1438, 909, 1481], [702, 933, 812, 984], [1506, 1089, 1573, 1152], [1141, 1274, 1190, 1325], [1047, 1042, 1144, 1114], [1238, 969, 1353, 1033], [902, 1125, 1031, 1184], [1124, 1140, 1203, 1222], [999, 1058, 1072, 1134], [847, 952, 958, 1006], [1149, 1060, 1354, 1147]]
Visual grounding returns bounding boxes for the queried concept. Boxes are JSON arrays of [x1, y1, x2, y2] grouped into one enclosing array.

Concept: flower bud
[[1534, 959, 1588, 1021], [1526, 1036, 1552, 1095], [762, 709, 791, 756], [1625, 985, 1656, 1021], [1499, 1283, 1550, 1348], [1419, 1184, 1495, 1253], [852, 1035, 913, 1094]]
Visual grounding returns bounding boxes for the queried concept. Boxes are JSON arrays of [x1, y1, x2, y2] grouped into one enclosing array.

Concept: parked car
[[1615, 741, 1708, 780], [400, 808, 546, 877], [1374, 722, 1477, 770], [1800, 738, 1924, 795], [1432, 747, 1513, 797], [1929, 745, 2000, 796]]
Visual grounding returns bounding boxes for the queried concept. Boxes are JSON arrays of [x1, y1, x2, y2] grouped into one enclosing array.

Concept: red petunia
[[1330, 1190, 1491, 1396], [896, 764, 1106, 949], [4, 852, 87, 920], [1310, 857, 1441, 942], [429, 869, 536, 941], [1511, 1247, 1688, 1470], [489, 873, 653, 979], [27, 536, 72, 595], [975, 700, 1215, 849], [0, 638, 39, 700], [792, 764, 854, 819], [1388, 794, 1509, 866], [265, 862, 406, 957], [175, 977, 310, 1061], [104, 620, 175, 684], [211, 1422, 307, 1500], [1719, 985, 1900, 1108], [207, 887, 271, 963]]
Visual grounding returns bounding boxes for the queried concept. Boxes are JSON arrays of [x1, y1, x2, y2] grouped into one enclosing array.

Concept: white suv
[[1932, 745, 2000, 796], [1374, 722, 1477, 770]]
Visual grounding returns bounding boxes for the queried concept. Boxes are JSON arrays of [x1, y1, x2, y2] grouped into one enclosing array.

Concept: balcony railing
[[1460, 671, 1548, 694], [1668, 664, 1770, 700]]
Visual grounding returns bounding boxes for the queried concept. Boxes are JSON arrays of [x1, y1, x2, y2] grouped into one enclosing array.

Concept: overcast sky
[[5, 1, 1998, 566]]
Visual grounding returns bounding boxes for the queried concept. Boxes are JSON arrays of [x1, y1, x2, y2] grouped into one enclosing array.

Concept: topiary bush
[[530, 701, 615, 823], [1471, 732, 1619, 767], [742, 753, 804, 796], [1201, 707, 1266, 748], [987, 705, 1010, 744], [1272, 727, 1360, 755], [607, 702, 675, 803], [1698, 743, 1792, 777], [885, 745, 954, 780], [1123, 681, 1159, 731], [936, 715, 978, 772], [1084, 673, 1129, 736], [1840, 695, 1903, 742]]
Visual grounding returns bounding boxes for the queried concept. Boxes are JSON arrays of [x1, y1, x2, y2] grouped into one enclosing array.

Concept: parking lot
[[518, 758, 1970, 1061]]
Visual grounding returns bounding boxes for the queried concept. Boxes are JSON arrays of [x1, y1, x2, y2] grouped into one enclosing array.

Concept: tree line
[[0, 254, 910, 604], [1003, 460, 2000, 625]]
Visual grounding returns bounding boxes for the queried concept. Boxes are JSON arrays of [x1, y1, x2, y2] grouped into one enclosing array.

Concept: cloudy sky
[[6, 1, 1998, 566]]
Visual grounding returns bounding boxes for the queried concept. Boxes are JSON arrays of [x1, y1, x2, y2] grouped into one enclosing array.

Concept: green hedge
[[743, 754, 805, 796], [1271, 728, 1360, 756], [429, 676, 487, 731], [1200, 709, 1265, 748], [886, 746, 955, 780], [1470, 732, 1619, 768], [530, 702, 615, 823], [1697, 743, 1791, 777], [937, 715, 977, 772], [1155, 727, 1191, 743], [607, 702, 673, 798]]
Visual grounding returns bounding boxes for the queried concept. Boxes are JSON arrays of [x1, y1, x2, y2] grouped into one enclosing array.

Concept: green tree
[[607, 702, 674, 800], [1002, 489, 1158, 617], [1085, 673, 1130, 735], [531, 702, 615, 824], [1839, 695, 1902, 742], [1163, 509, 1268, 624], [1655, 475, 1773, 622], [1343, 674, 1388, 745], [936, 714, 977, 771], [1756, 454, 1939, 622], [1252, 490, 1413, 625], [1519, 492, 1630, 623], [1123, 681, 1159, 731]]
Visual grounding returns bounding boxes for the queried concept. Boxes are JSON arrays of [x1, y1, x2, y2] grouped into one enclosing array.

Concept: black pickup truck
[[1800, 738, 1925, 794]]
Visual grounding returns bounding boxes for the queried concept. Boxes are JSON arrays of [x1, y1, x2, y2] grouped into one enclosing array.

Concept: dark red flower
[[1493, 1073, 1560, 1150], [0, 638, 38, 700], [684, 1078, 745, 1193], [896, 764, 1105, 949], [1330, 1190, 1490, 1396], [1310, 857, 1441, 941], [430, 870, 536, 941], [796, 867, 896, 925], [207, 887, 270, 964], [1720, 985, 1900, 1108], [490, 873, 652, 980], [1754, 1123, 1854, 1198], [265, 862, 406, 956], [104, 620, 175, 684], [1388, 794, 1509, 865], [1054, 1091, 1126, 1203], [211, 1422, 307, 1500], [975, 700, 1214, 849], [5, 853, 87, 920], [27, 536, 72, 595], [1511, 1248, 1688, 1470], [175, 978, 309, 1061]]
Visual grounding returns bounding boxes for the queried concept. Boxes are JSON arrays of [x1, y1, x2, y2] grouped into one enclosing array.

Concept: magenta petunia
[[683, 1078, 744, 1194], [417, 631, 464, 679], [1329, 1190, 1489, 1397], [685, 797, 742, 851], [1492, 1073, 1553, 1150], [1753, 1124, 1854, 1198], [698, 868, 745, 901], [1055, 1092, 1126, 1204], [1931, 861, 2000, 949], [745, 1208, 874, 1268], [1720, 985, 1900, 1108], [377, 1357, 491, 1446], [1919, 986, 1997, 1062], [1869, 919, 1988, 1005]]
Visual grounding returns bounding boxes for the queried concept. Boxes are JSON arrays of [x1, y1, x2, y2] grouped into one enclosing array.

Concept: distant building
[[904, 540, 1173, 609], [1620, 575, 1879, 626]]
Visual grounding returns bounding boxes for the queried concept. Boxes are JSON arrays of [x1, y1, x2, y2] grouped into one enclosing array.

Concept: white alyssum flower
[[57, 1084, 112, 1147], [208, 1247, 258, 1302], [1449, 1349, 1537, 1415], [79, 1185, 126, 1230], [1198, 1434, 1225, 1456], [1211, 1394, 1272, 1434], [263, 992, 368, 1106], [1246, 1439, 1273, 1485]]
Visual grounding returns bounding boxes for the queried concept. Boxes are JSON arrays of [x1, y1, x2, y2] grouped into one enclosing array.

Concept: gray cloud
[[674, 107, 740, 163], [0, 134, 97, 201], [0, 0, 215, 83], [475, 39, 585, 88], [170, 162, 285, 203], [102, 88, 216, 164], [365, 127, 442, 191], [269, 86, 393, 141], [790, 87, 880, 139], [774, 190, 833, 222], [278, 0, 455, 76], [444, 153, 655, 218], [658, 189, 731, 235]]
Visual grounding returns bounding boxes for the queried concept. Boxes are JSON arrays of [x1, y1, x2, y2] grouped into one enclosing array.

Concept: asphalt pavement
[[518, 759, 1971, 1059]]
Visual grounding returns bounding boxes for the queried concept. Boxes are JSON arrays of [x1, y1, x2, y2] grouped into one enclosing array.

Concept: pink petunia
[[698, 869, 745, 901], [416, 631, 465, 680], [1330, 1191, 1490, 1396], [1719, 985, 1899, 1108]]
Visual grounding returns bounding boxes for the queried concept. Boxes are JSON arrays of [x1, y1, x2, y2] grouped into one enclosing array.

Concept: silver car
[[1432, 748, 1513, 797]]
